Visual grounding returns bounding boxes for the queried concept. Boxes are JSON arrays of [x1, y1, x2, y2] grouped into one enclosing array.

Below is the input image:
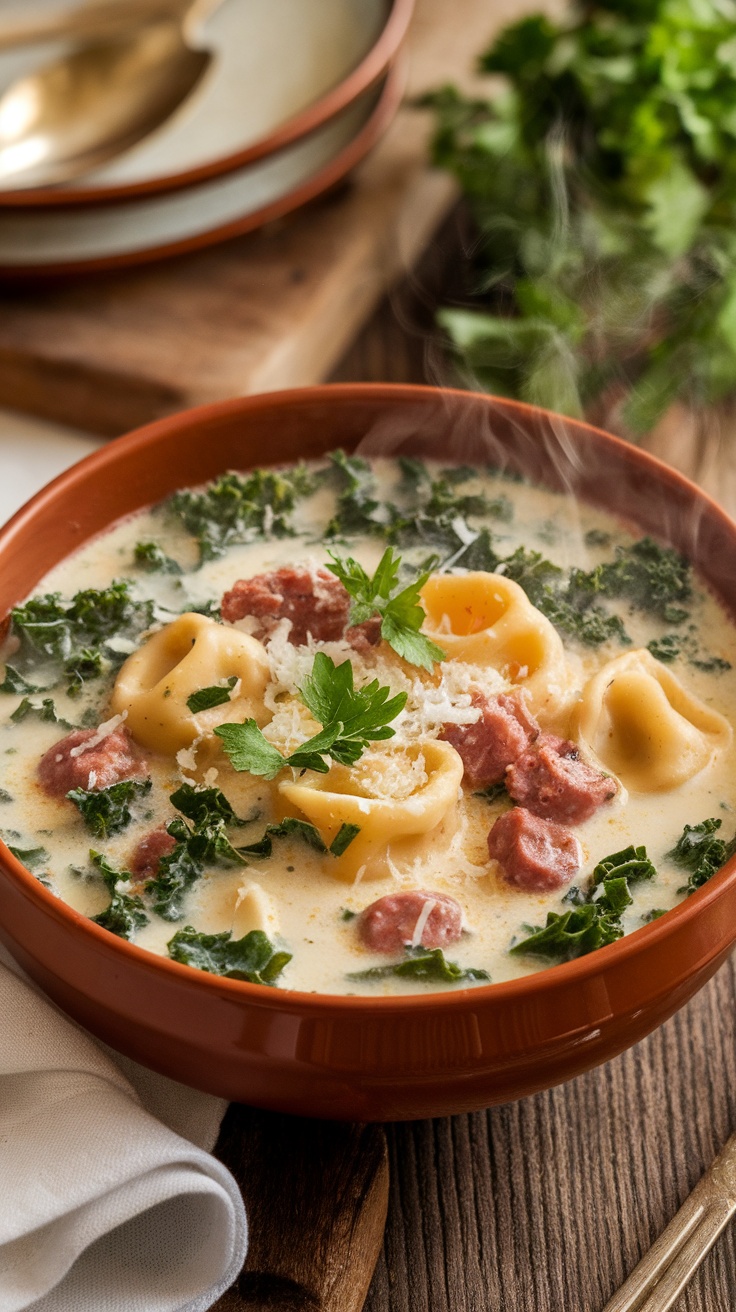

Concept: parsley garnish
[[167, 926, 291, 984], [90, 850, 148, 939], [326, 547, 445, 672], [67, 778, 152, 839], [186, 677, 237, 713], [214, 651, 407, 779], [348, 946, 489, 984], [668, 817, 736, 894]]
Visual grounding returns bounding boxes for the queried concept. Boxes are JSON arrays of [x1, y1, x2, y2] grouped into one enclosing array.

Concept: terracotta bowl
[[1, 384, 735, 1121]]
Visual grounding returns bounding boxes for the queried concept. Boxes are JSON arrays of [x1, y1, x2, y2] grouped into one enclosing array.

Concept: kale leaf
[[326, 547, 445, 672], [325, 451, 388, 538], [215, 652, 407, 778], [9, 581, 154, 694], [167, 925, 292, 984], [7, 844, 49, 871], [348, 946, 490, 984], [145, 785, 250, 921], [134, 541, 183, 575], [169, 466, 315, 563], [511, 841, 658, 962], [90, 850, 149, 939], [238, 817, 360, 859], [0, 665, 43, 695], [668, 817, 736, 894], [10, 697, 72, 728], [67, 778, 152, 839]]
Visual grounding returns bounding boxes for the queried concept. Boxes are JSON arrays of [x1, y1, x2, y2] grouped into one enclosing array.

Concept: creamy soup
[[2, 454, 735, 995]]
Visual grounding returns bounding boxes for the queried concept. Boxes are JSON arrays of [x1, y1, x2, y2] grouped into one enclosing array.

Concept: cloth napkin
[[0, 945, 248, 1312]]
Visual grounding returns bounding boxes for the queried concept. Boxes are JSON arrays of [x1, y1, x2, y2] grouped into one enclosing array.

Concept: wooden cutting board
[[0, 0, 549, 437]]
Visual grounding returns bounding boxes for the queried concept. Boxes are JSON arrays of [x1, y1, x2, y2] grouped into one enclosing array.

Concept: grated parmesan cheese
[[69, 710, 127, 757]]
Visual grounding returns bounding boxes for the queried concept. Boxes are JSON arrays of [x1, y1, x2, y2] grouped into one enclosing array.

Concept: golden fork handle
[[0, 0, 189, 52], [602, 1133, 736, 1312]]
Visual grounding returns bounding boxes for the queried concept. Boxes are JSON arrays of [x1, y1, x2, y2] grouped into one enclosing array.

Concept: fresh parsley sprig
[[214, 651, 407, 780], [326, 546, 445, 673]]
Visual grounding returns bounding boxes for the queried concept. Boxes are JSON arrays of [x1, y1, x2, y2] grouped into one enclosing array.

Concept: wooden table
[[211, 257, 736, 1312]]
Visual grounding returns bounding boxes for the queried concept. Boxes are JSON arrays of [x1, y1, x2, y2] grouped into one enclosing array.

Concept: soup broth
[[2, 454, 735, 994]]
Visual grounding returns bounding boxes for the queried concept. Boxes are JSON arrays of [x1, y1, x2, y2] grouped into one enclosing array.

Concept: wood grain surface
[[212, 259, 736, 1312]]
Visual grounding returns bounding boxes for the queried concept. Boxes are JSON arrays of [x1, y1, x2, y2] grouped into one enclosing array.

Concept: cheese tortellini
[[111, 612, 270, 755], [278, 739, 464, 881], [576, 649, 732, 792], [420, 572, 567, 720]]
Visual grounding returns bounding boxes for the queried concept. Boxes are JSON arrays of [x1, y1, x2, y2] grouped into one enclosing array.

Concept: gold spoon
[[0, 0, 221, 189]]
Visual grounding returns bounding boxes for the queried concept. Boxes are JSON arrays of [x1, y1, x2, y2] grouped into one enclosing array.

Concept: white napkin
[[0, 946, 248, 1312]]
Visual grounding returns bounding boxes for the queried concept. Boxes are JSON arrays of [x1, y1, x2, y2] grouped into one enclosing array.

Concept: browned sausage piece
[[221, 567, 350, 644], [440, 691, 540, 788], [487, 807, 581, 891], [357, 890, 463, 954], [130, 825, 177, 879], [37, 725, 148, 797], [506, 734, 616, 824]]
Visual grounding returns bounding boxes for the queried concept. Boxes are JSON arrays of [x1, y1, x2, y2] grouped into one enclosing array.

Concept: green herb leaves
[[215, 652, 407, 779], [424, 2, 736, 431], [169, 467, 315, 564], [327, 547, 445, 672], [90, 850, 149, 939], [669, 817, 736, 894], [511, 842, 658, 962], [348, 946, 489, 984], [186, 677, 237, 713], [238, 817, 360, 859], [67, 779, 152, 840], [167, 926, 291, 984]]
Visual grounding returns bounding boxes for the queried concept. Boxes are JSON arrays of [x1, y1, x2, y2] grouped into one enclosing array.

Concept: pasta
[[3, 453, 736, 996]]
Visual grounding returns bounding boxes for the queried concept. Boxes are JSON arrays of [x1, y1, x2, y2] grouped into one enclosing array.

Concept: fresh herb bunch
[[424, 0, 736, 432], [327, 547, 445, 672], [214, 652, 407, 779]]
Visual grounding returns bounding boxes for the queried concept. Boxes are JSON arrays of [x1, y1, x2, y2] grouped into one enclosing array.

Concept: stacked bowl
[[0, 0, 413, 276]]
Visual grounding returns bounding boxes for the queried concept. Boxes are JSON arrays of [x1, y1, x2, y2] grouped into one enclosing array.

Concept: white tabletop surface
[[0, 406, 103, 523]]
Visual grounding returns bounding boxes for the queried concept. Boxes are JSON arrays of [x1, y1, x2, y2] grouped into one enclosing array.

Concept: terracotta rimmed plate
[[0, 0, 413, 205], [0, 65, 401, 279], [1, 383, 736, 1121]]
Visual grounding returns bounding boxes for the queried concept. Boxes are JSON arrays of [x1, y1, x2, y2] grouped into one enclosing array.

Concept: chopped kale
[[146, 787, 252, 921], [387, 464, 509, 562], [167, 925, 291, 984], [690, 654, 732, 673], [642, 908, 667, 923], [474, 780, 510, 805], [90, 850, 148, 939], [592, 845, 657, 886], [348, 946, 489, 984], [510, 902, 624, 962], [238, 817, 359, 860], [9, 581, 154, 693], [647, 634, 682, 663], [502, 547, 629, 647], [134, 541, 183, 574], [669, 817, 736, 894], [341, 907, 357, 921], [186, 677, 237, 713], [582, 539, 691, 625], [169, 782, 246, 827], [325, 450, 388, 538], [0, 665, 42, 695], [7, 844, 49, 871], [512, 841, 658, 962], [67, 778, 152, 840], [169, 466, 315, 563], [10, 697, 72, 728]]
